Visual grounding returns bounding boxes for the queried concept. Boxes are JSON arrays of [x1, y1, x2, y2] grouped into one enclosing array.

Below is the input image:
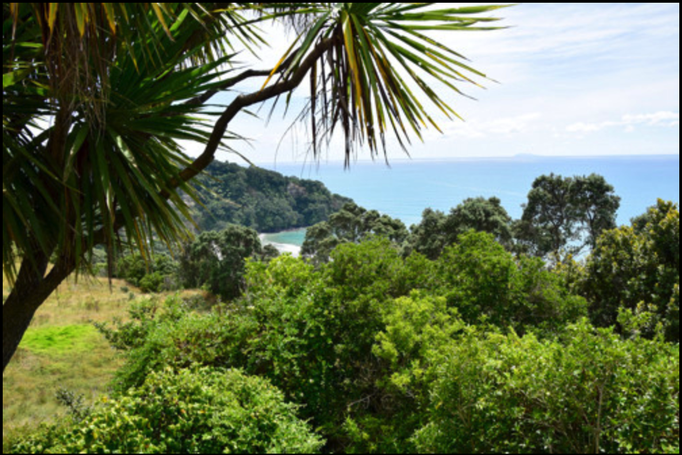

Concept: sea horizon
[[259, 154, 679, 250], [254, 153, 680, 167]]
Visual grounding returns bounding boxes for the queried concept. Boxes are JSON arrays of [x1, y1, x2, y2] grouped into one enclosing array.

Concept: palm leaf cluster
[[262, 3, 508, 165], [3, 3, 259, 282]]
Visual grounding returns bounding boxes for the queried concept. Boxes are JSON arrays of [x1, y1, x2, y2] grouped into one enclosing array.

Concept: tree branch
[[182, 68, 272, 107], [182, 50, 301, 107], [164, 35, 336, 195], [89, 36, 336, 249]]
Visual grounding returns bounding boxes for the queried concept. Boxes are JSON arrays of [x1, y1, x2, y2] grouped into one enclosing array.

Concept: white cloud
[[622, 112, 679, 126], [566, 121, 616, 133], [566, 111, 679, 133], [440, 113, 541, 139]]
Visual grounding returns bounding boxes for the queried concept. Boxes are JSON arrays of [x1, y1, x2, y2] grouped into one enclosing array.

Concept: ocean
[[260, 155, 679, 248]]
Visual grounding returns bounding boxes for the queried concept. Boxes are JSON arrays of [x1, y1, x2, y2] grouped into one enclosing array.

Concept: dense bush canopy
[[577, 199, 679, 341], [415, 321, 679, 454], [192, 161, 352, 233], [9, 202, 680, 453], [10, 367, 324, 454]]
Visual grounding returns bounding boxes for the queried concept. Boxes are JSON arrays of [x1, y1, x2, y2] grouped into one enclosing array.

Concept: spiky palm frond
[[261, 3, 509, 166], [3, 3, 260, 284]]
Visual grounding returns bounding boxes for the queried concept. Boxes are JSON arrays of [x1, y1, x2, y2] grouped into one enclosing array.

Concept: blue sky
[[185, 3, 680, 165]]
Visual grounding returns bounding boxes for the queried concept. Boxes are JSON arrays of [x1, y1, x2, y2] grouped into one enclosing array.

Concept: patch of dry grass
[[2, 272, 138, 444], [2, 269, 217, 448]]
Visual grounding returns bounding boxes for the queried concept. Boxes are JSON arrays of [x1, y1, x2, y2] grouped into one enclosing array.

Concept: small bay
[[260, 229, 307, 255]]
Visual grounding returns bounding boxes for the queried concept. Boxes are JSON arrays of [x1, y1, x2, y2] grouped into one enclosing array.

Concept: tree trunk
[[3, 288, 44, 372], [3, 254, 75, 373]]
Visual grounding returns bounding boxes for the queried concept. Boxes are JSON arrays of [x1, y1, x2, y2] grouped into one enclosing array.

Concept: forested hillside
[[190, 161, 352, 233]]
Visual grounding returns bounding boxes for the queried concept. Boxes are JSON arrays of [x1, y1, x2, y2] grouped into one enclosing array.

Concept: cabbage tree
[[3, 3, 508, 371]]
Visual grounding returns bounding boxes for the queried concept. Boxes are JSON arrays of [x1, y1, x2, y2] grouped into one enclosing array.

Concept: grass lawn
[[2, 272, 135, 447]]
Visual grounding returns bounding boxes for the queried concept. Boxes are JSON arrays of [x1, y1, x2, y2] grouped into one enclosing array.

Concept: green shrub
[[436, 231, 587, 335], [10, 367, 324, 454], [413, 320, 679, 454], [181, 293, 217, 312], [116, 253, 178, 292], [115, 253, 148, 286], [94, 296, 192, 354], [138, 271, 165, 293], [580, 200, 679, 341], [94, 298, 161, 352], [106, 297, 256, 392]]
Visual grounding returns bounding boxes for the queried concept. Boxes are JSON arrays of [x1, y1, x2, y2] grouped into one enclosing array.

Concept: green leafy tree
[[435, 231, 587, 335], [302, 202, 409, 263], [572, 173, 621, 249], [579, 200, 679, 341], [409, 198, 513, 259], [445, 196, 513, 247], [178, 224, 269, 301], [408, 208, 449, 260], [515, 173, 620, 260], [515, 174, 578, 259], [3, 2, 508, 371]]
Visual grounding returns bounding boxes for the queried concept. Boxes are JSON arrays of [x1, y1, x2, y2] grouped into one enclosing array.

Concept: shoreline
[[259, 226, 308, 235], [259, 229, 306, 258]]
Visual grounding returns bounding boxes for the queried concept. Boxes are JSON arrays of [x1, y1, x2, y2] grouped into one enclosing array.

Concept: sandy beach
[[259, 234, 301, 258]]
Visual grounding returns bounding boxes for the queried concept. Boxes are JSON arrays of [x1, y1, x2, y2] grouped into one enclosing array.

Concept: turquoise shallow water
[[262, 229, 307, 246], [261, 155, 680, 247]]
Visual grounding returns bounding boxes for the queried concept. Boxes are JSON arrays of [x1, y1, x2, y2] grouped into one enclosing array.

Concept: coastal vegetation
[[3, 3, 679, 454], [514, 173, 621, 261], [191, 160, 352, 233], [301, 202, 409, 263], [177, 224, 279, 300], [4, 194, 679, 453]]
